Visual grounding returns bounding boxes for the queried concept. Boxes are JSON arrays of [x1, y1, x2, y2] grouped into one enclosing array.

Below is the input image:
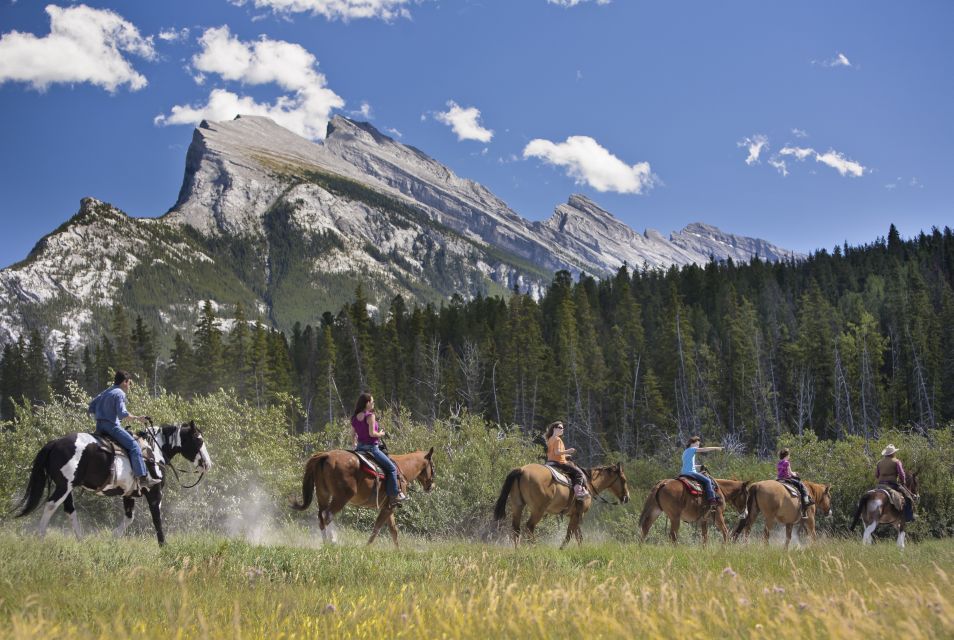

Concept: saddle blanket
[[90, 432, 161, 491], [775, 479, 800, 499], [873, 485, 906, 512], [544, 463, 572, 487], [350, 451, 385, 479], [676, 475, 704, 495]]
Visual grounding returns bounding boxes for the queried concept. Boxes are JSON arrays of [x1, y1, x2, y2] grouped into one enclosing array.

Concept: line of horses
[[13, 426, 919, 549]]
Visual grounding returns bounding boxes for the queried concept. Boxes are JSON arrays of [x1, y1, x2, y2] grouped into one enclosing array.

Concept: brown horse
[[638, 478, 750, 544], [732, 479, 832, 548], [292, 448, 435, 547], [850, 473, 919, 548], [493, 463, 630, 549]]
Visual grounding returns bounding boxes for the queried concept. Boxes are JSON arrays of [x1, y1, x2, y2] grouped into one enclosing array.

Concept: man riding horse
[[87, 370, 155, 493], [875, 444, 915, 522]]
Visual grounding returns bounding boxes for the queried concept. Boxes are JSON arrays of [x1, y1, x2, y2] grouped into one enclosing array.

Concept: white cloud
[[779, 146, 815, 161], [548, 0, 612, 6], [155, 26, 343, 140], [768, 157, 788, 177], [435, 101, 494, 142], [158, 27, 190, 42], [737, 134, 768, 165], [791, 128, 808, 138], [350, 101, 373, 119], [815, 52, 854, 68], [523, 135, 655, 194], [779, 145, 866, 177], [385, 127, 402, 138], [233, 0, 414, 22], [0, 4, 155, 92]]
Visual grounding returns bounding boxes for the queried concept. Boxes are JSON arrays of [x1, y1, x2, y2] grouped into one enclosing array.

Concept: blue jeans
[[96, 421, 148, 478], [356, 444, 400, 497], [685, 471, 717, 501]]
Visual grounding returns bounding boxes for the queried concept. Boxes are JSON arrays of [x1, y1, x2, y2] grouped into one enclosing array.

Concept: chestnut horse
[[638, 478, 750, 544], [292, 448, 434, 547], [850, 472, 919, 548], [732, 480, 832, 548], [493, 463, 630, 549]]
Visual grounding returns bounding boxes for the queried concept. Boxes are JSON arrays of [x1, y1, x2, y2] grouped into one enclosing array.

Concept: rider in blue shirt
[[88, 370, 150, 490], [681, 435, 723, 505]]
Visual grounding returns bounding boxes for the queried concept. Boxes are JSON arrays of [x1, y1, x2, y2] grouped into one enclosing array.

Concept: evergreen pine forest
[[3, 223, 953, 462]]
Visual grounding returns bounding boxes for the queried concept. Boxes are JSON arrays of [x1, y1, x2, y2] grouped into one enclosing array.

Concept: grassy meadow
[[0, 530, 951, 639]]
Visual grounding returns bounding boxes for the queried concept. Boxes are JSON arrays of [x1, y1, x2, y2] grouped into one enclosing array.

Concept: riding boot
[[573, 484, 589, 501]]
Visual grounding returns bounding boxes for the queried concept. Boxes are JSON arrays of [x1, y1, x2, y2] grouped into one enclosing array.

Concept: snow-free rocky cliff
[[0, 115, 800, 347]]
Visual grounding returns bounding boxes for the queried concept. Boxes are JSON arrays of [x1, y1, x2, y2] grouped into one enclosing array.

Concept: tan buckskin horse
[[638, 478, 750, 544], [291, 448, 434, 547], [493, 463, 630, 549], [732, 479, 832, 548], [850, 472, 919, 548]]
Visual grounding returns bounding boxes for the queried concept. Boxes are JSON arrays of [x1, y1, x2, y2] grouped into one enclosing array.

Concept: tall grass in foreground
[[0, 532, 950, 639]]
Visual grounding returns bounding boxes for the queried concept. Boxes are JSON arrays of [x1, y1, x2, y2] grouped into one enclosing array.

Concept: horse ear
[[189, 420, 196, 429], [616, 462, 622, 472], [425, 447, 434, 459]]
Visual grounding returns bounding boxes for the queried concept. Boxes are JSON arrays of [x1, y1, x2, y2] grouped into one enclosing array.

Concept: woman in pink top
[[352, 392, 406, 506], [777, 448, 813, 516]]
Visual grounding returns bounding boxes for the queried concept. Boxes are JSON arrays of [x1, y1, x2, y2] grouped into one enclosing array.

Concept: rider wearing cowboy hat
[[876, 444, 915, 522]]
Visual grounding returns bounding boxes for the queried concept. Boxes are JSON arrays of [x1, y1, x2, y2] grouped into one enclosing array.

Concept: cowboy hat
[[881, 444, 899, 456]]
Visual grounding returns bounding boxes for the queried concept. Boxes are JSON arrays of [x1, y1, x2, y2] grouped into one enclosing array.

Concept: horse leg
[[63, 493, 83, 539], [323, 491, 354, 545], [700, 520, 709, 546], [668, 516, 681, 544], [784, 523, 794, 550], [144, 487, 165, 546], [367, 507, 393, 546], [862, 517, 878, 544], [38, 483, 71, 538], [560, 511, 581, 550], [525, 510, 545, 544], [510, 503, 524, 548], [897, 524, 906, 549], [762, 517, 774, 545], [640, 506, 661, 541], [387, 514, 400, 548], [114, 497, 136, 538], [714, 509, 729, 544]]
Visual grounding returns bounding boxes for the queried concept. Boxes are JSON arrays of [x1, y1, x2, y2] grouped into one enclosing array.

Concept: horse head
[[416, 447, 435, 492], [815, 483, 833, 516], [908, 470, 920, 501], [594, 463, 630, 504], [158, 421, 212, 472]]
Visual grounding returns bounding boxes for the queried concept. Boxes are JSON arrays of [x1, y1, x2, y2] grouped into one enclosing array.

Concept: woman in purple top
[[351, 392, 407, 506], [777, 448, 813, 516]]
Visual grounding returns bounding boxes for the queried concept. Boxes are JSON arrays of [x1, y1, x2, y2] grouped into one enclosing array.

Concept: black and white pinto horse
[[15, 421, 212, 545], [850, 472, 920, 548]]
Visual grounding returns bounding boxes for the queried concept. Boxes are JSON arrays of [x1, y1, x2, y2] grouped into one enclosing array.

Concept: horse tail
[[291, 454, 327, 511], [638, 480, 666, 532], [732, 486, 759, 538], [15, 442, 53, 518], [493, 469, 523, 521], [850, 493, 871, 531]]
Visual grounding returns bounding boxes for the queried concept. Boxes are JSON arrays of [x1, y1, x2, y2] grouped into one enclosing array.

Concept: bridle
[[590, 466, 626, 506], [141, 419, 206, 489]]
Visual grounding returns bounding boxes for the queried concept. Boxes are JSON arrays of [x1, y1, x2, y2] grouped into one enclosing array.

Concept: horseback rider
[[351, 393, 407, 507], [87, 370, 152, 492], [544, 421, 590, 501], [777, 448, 814, 517], [681, 436, 723, 505], [875, 444, 915, 522]]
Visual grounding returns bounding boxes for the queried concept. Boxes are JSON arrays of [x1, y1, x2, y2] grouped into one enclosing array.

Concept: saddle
[[91, 431, 159, 490], [676, 475, 704, 495], [775, 479, 801, 499], [873, 485, 906, 513], [349, 450, 385, 479], [544, 462, 572, 487]]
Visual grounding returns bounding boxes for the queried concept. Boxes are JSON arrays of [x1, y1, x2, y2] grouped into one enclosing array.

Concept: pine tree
[[51, 338, 77, 398], [131, 316, 157, 390], [110, 304, 135, 372], [0, 340, 25, 420], [23, 329, 51, 406], [193, 301, 225, 395], [226, 302, 251, 396], [167, 333, 195, 396]]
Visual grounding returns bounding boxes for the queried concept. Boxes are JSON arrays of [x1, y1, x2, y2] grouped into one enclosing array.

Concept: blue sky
[[0, 0, 951, 269]]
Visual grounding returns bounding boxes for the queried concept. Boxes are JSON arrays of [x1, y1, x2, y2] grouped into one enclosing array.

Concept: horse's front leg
[[700, 520, 709, 546], [144, 487, 165, 546], [386, 513, 400, 548], [784, 523, 794, 550], [114, 497, 136, 538], [897, 524, 906, 549], [713, 509, 729, 544], [560, 511, 581, 550], [367, 507, 393, 546]]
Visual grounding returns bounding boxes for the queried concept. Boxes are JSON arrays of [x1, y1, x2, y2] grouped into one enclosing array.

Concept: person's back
[[88, 370, 150, 491], [679, 436, 723, 505]]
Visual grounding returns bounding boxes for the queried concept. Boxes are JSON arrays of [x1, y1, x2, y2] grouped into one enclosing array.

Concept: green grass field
[[0, 529, 951, 639]]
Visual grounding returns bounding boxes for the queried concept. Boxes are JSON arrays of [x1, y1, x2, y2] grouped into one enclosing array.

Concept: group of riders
[[82, 371, 916, 540]]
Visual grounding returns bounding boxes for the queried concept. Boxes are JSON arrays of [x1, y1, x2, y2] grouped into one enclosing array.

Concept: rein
[[589, 468, 623, 506]]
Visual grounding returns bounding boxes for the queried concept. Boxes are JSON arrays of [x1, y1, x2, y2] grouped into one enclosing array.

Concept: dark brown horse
[[732, 480, 832, 548], [292, 448, 434, 547], [850, 473, 919, 548], [493, 463, 630, 549], [638, 478, 750, 544]]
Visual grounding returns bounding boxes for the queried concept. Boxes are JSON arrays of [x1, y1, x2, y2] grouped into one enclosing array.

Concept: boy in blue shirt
[[681, 435, 723, 505]]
